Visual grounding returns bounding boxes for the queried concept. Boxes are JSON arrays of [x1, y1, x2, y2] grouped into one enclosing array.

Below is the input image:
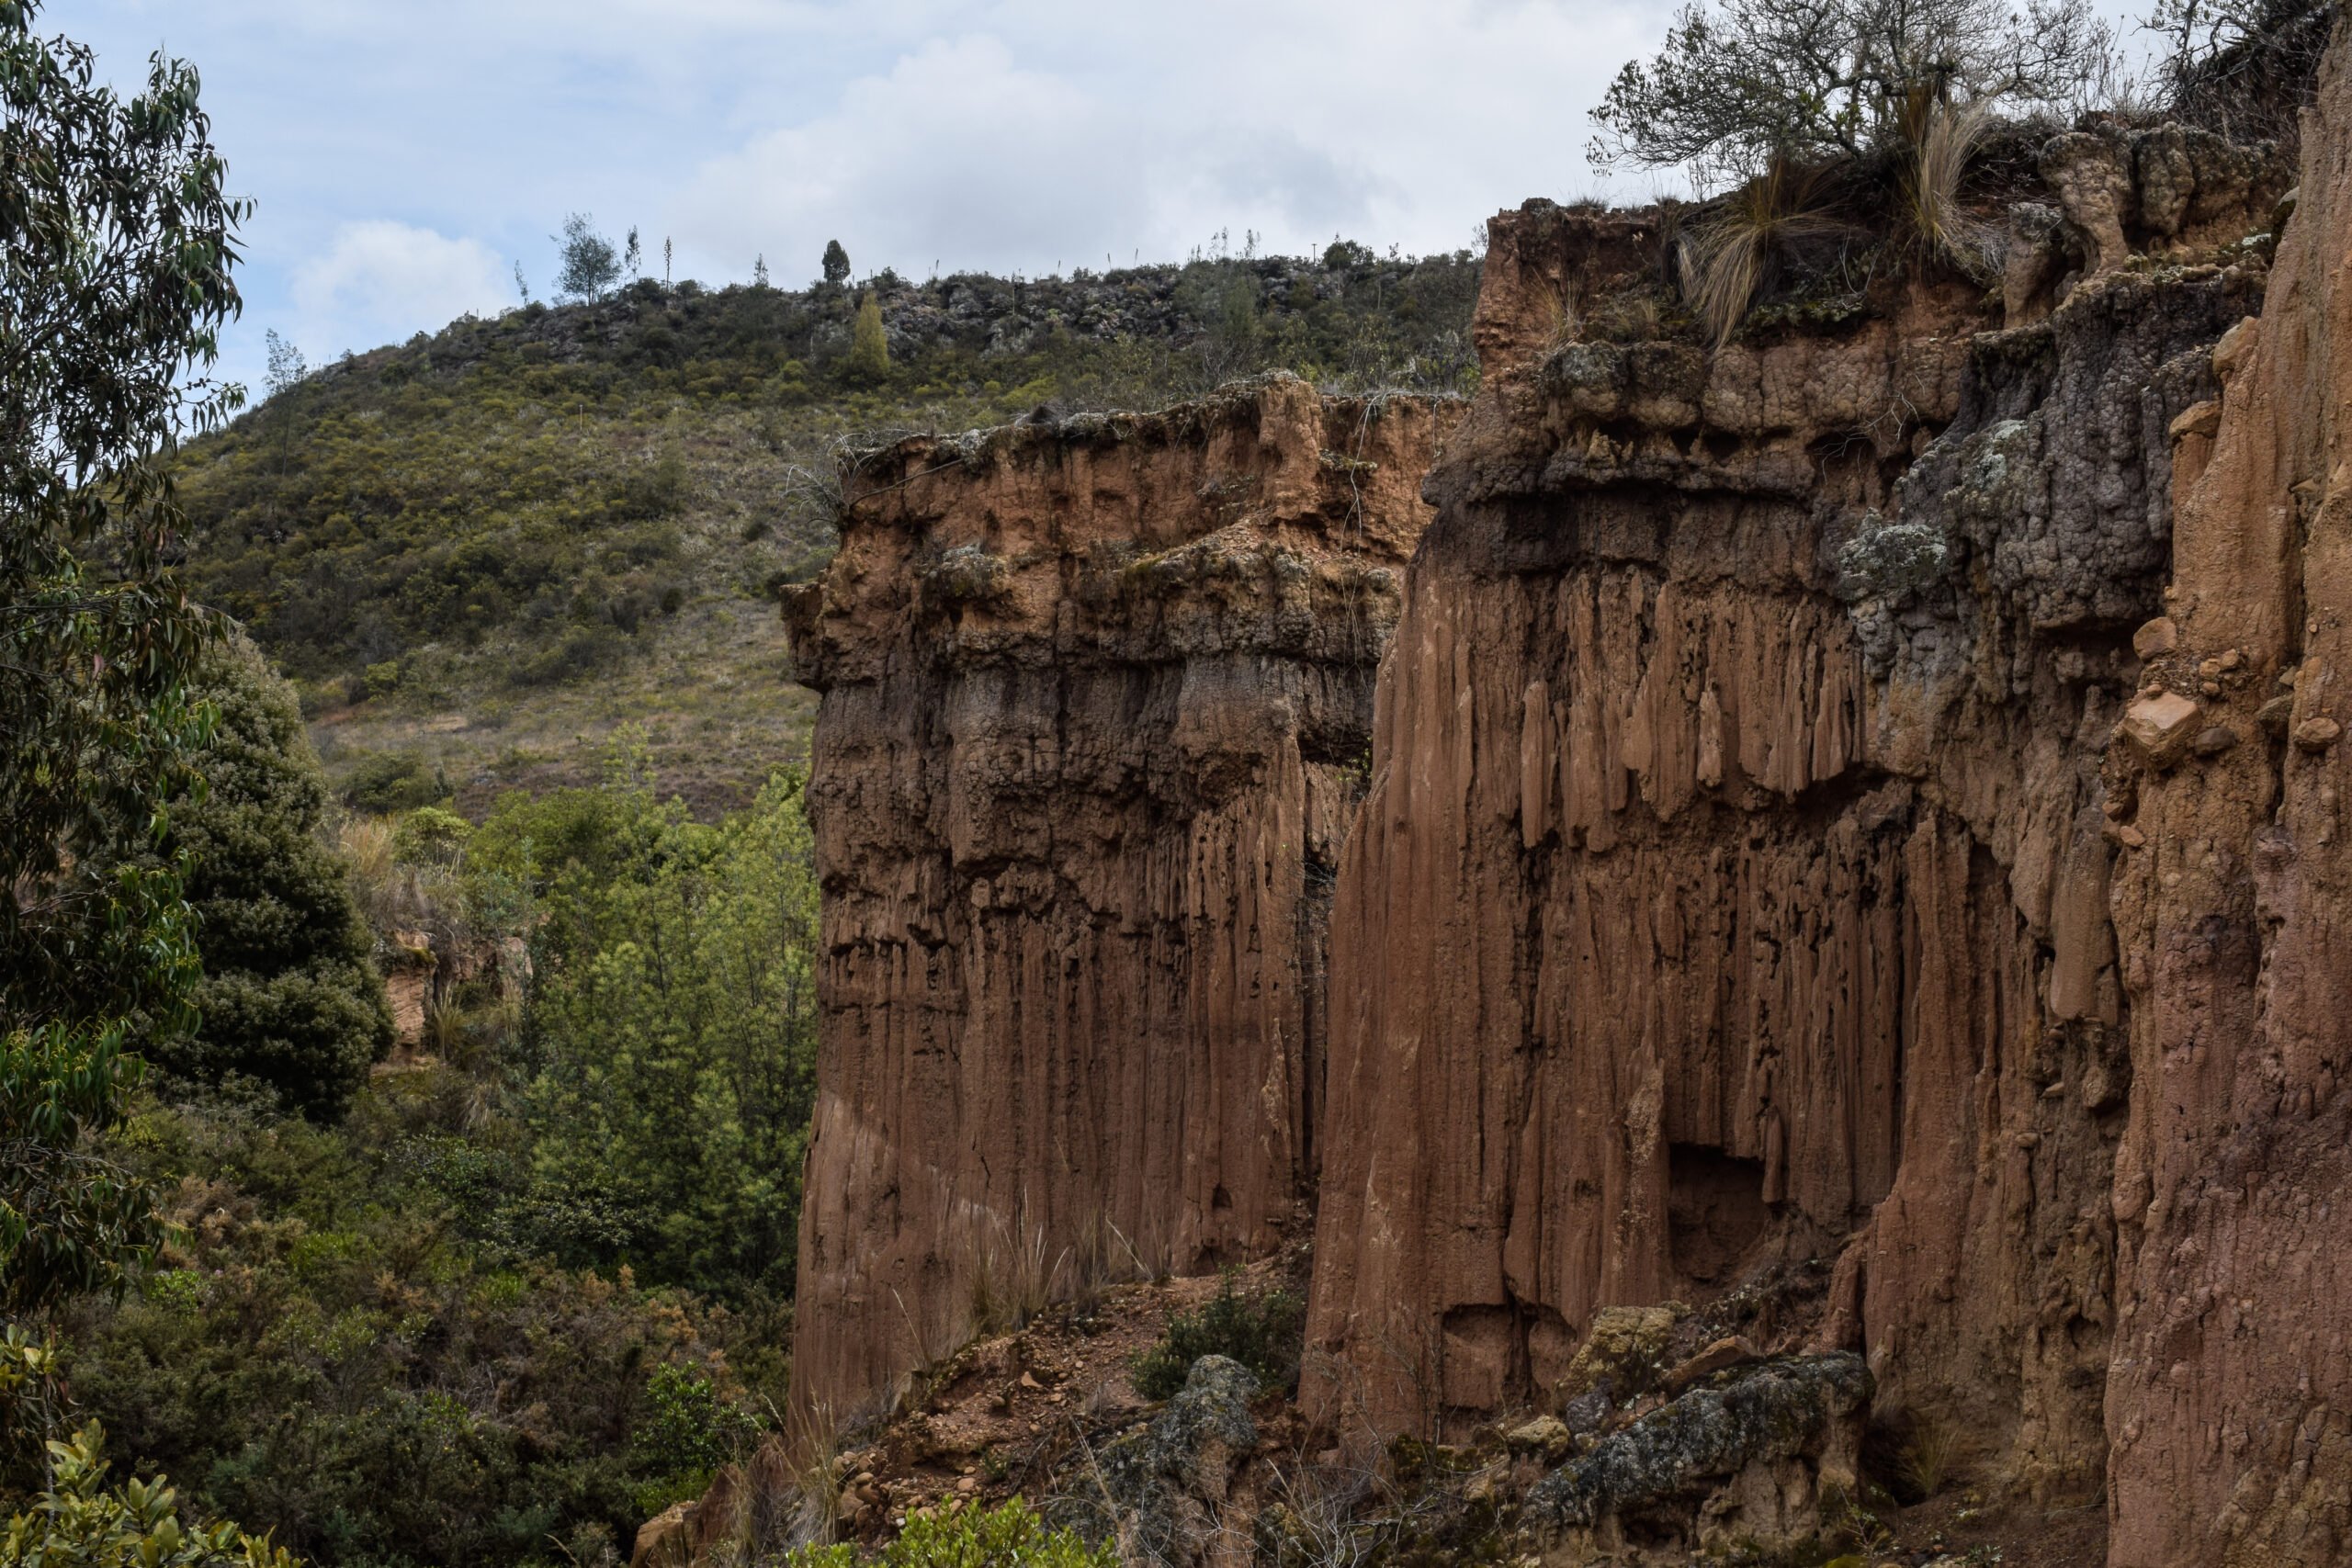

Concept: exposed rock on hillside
[[1097, 1355, 1261, 1568], [1527, 1351, 1870, 1559], [782, 376, 1456, 1423]]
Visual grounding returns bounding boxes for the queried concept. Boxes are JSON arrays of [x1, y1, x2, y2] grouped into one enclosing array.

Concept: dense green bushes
[[51, 747, 819, 1566], [156, 637, 393, 1119], [499, 765, 820, 1298], [170, 249, 1480, 703], [1, 1417, 295, 1568], [338, 749, 451, 813], [62, 1085, 777, 1568], [785, 1500, 1114, 1568]]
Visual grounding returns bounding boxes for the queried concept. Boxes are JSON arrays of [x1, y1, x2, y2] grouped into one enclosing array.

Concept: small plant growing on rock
[[1896, 1410, 1959, 1500], [1130, 1273, 1304, 1401], [967, 1208, 1059, 1336], [1678, 156, 1844, 347]]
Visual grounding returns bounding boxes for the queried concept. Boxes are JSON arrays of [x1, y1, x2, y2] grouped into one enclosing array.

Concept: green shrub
[[785, 1499, 1113, 1568], [1, 1422, 295, 1568], [617, 449, 691, 519], [154, 637, 394, 1119], [632, 1361, 761, 1484], [63, 1086, 782, 1568], [508, 761, 820, 1298], [1129, 1274, 1304, 1401], [511, 623, 629, 688], [390, 804, 474, 867], [340, 748, 450, 813], [846, 293, 891, 385]]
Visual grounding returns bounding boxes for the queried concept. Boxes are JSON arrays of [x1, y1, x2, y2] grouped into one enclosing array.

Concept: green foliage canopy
[[1589, 0, 2118, 181], [554, 212, 620, 303], [479, 750, 820, 1298], [0, 0, 244, 1316], [0, 1417, 293, 1568], [154, 636, 393, 1120], [62, 1088, 776, 1567]]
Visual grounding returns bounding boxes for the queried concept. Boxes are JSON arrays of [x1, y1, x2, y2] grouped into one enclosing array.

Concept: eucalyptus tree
[[0, 0, 245, 1314]]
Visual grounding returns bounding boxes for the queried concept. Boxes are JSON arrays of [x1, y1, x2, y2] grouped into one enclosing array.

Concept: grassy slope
[[175, 251, 1480, 813]]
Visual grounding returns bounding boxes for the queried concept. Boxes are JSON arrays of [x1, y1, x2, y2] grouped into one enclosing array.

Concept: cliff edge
[[783, 377, 1456, 1425]]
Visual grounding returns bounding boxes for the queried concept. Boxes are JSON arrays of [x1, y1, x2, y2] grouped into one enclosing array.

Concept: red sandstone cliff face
[[783, 377, 1453, 1423], [2098, 44, 2352, 1567], [1305, 107, 2295, 1551], [770, 62, 2347, 1568]]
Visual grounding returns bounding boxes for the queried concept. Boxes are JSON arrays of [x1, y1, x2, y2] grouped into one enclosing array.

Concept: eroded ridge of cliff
[[2098, 41, 2352, 1568], [1306, 99, 2308, 1561], [784, 376, 1455, 1423]]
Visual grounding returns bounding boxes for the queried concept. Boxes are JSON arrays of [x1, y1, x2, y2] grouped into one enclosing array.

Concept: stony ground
[[771, 1245, 2112, 1568]]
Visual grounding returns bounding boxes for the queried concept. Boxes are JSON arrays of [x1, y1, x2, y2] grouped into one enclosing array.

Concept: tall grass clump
[[1677, 157, 1844, 347], [1898, 95, 1999, 276]]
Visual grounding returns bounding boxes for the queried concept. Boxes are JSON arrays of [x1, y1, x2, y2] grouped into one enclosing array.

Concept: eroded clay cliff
[[771, 48, 2352, 1567], [1306, 80, 2329, 1568], [2098, 46, 2352, 1568], [783, 377, 1454, 1423]]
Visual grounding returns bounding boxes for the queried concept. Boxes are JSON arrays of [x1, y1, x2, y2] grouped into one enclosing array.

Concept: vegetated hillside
[[174, 246, 1480, 815]]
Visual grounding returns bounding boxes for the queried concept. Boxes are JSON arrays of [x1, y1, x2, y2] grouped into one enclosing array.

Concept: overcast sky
[[58, 0, 1702, 403], [61, 0, 2156, 406]]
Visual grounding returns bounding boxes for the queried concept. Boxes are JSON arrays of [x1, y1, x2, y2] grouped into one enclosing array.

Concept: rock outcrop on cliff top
[[1304, 45, 2348, 1568], [782, 377, 1454, 1422]]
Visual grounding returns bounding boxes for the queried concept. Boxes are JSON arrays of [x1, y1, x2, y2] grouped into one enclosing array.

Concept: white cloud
[[673, 33, 1123, 283], [666, 0, 1669, 286], [289, 220, 511, 360]]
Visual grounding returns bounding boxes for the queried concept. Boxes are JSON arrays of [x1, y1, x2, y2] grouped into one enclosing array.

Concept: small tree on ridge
[[553, 211, 621, 302], [846, 291, 890, 384], [1589, 0, 2119, 184]]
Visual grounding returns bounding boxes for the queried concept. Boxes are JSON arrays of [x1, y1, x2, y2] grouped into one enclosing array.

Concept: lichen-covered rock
[[1527, 1353, 1871, 1557], [1867, 263, 2265, 695], [1507, 1415, 1576, 1463], [1097, 1356, 1261, 1568], [1553, 1305, 1683, 1411]]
